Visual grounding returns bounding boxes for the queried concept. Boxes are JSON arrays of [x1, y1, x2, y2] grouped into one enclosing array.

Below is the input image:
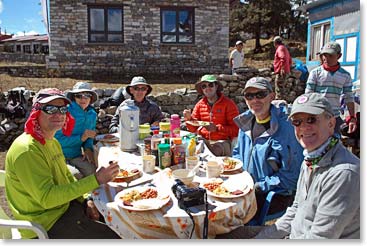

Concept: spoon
[[189, 162, 201, 176]]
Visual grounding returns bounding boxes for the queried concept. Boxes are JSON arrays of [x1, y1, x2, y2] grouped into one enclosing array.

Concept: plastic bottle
[[170, 114, 181, 138], [187, 137, 196, 157], [151, 130, 161, 166], [159, 122, 171, 140], [171, 138, 186, 167], [158, 143, 171, 169], [139, 124, 151, 140]]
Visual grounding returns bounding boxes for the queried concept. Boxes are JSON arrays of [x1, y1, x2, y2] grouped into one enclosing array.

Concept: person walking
[[305, 41, 357, 136], [273, 36, 292, 100], [55, 82, 98, 179], [5, 88, 120, 239], [183, 74, 239, 156], [229, 40, 245, 75]]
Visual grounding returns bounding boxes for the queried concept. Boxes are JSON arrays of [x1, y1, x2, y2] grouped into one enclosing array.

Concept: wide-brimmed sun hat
[[33, 88, 71, 106], [66, 81, 98, 103], [195, 74, 223, 95], [126, 76, 152, 96]]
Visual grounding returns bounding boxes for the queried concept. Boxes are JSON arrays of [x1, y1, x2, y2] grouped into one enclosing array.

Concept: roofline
[[297, 0, 337, 12]]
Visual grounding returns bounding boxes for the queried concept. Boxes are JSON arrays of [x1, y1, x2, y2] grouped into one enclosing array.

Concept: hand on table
[[86, 200, 100, 220]]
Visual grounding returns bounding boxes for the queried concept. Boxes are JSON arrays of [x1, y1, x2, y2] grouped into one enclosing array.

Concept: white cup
[[185, 156, 199, 171], [142, 155, 156, 173], [206, 160, 223, 179]]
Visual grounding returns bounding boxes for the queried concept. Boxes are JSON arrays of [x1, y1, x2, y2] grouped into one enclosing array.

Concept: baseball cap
[[236, 40, 243, 45], [195, 74, 223, 95], [33, 88, 71, 105], [244, 77, 273, 92], [320, 41, 341, 55], [289, 93, 334, 118]]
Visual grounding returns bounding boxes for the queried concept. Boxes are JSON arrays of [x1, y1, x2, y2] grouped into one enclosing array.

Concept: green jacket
[[5, 133, 99, 238]]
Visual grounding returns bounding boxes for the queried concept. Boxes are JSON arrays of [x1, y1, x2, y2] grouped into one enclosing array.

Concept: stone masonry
[[47, 0, 230, 79]]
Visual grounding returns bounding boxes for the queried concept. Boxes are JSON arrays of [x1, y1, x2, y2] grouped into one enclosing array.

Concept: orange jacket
[[186, 93, 239, 141]]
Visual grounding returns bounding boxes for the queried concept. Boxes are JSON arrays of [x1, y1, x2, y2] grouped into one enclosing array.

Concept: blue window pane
[[108, 34, 123, 42], [179, 11, 192, 33], [108, 8, 122, 31], [162, 11, 176, 32], [90, 8, 104, 31], [90, 34, 105, 42]]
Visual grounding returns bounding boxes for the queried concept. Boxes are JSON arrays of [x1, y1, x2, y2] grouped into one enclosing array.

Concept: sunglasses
[[201, 83, 215, 89], [132, 86, 148, 92], [41, 105, 68, 115], [243, 91, 269, 100], [75, 93, 92, 99], [290, 116, 318, 127]]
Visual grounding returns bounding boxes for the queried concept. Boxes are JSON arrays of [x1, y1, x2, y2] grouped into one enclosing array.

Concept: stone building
[[46, 0, 230, 79]]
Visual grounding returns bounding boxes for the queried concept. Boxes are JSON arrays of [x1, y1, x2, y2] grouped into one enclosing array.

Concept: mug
[[185, 156, 199, 171], [142, 155, 156, 173], [206, 160, 223, 179]]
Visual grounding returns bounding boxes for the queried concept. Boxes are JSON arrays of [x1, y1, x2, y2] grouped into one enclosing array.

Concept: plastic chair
[[0, 170, 48, 239], [246, 188, 289, 226]]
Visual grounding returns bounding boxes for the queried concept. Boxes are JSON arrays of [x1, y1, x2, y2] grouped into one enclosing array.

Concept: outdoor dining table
[[91, 137, 257, 239]]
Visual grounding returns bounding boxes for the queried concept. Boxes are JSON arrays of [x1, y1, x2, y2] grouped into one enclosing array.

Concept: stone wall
[[0, 52, 46, 64], [0, 65, 47, 77], [0, 68, 306, 150], [47, 0, 230, 79]]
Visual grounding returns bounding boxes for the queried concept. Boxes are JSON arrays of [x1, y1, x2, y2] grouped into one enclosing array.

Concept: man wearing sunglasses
[[253, 93, 360, 239], [55, 82, 99, 179], [232, 77, 303, 222], [109, 76, 164, 133], [5, 88, 120, 239], [183, 74, 239, 156]]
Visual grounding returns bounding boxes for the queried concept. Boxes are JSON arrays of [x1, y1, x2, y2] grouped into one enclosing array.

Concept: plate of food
[[114, 186, 171, 211], [219, 157, 243, 172], [201, 177, 250, 199], [112, 167, 142, 183], [96, 134, 119, 143], [186, 120, 210, 127]]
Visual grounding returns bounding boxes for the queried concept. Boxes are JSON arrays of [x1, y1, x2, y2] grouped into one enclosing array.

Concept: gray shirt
[[255, 141, 360, 239]]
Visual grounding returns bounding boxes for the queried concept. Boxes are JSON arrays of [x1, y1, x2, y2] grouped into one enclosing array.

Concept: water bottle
[[170, 114, 181, 138], [119, 99, 139, 152]]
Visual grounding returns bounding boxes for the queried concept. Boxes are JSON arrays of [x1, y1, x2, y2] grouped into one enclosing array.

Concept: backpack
[[5, 87, 29, 119]]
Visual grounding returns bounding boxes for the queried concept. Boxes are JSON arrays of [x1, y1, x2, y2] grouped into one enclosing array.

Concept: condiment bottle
[[139, 124, 151, 140], [170, 114, 181, 138], [171, 138, 186, 167], [151, 130, 161, 166], [158, 143, 171, 169]]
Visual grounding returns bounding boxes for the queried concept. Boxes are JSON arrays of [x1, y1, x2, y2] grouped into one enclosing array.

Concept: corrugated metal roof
[[1, 34, 48, 42]]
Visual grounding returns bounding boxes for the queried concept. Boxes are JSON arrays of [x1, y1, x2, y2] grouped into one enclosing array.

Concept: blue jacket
[[232, 105, 303, 194], [55, 101, 97, 159]]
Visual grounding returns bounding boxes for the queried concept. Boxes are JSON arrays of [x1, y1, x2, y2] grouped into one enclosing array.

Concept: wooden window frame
[[310, 22, 330, 61], [160, 7, 195, 44], [88, 5, 124, 43]]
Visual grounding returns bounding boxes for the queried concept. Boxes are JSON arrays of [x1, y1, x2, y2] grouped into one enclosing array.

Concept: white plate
[[96, 134, 119, 143], [201, 178, 250, 199], [186, 120, 210, 127], [115, 186, 170, 211], [220, 157, 243, 172]]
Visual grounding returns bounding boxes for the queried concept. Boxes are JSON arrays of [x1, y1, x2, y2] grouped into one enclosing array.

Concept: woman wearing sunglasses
[[232, 77, 304, 222], [109, 76, 164, 133], [183, 74, 239, 156], [55, 82, 99, 179]]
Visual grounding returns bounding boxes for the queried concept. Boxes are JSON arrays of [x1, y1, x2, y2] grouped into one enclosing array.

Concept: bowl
[[172, 169, 195, 185]]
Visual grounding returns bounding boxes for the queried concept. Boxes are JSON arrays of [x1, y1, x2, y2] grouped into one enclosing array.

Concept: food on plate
[[203, 179, 244, 197], [103, 134, 115, 139], [186, 120, 210, 127], [222, 157, 239, 171], [113, 168, 141, 182], [119, 188, 158, 206]]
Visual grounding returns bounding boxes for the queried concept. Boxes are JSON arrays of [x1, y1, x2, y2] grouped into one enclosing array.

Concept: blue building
[[298, 0, 360, 84]]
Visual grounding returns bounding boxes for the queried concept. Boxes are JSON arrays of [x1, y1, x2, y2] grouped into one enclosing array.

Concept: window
[[161, 7, 194, 44], [310, 22, 330, 61], [88, 5, 123, 43], [23, 45, 31, 54], [33, 44, 40, 54], [16, 45, 21, 52]]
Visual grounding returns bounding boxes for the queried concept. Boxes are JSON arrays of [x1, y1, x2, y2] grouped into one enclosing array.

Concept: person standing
[[232, 77, 303, 221], [305, 41, 357, 136], [183, 74, 239, 156], [109, 76, 164, 133], [273, 36, 292, 100], [229, 40, 245, 75], [55, 82, 98, 179], [5, 88, 120, 239]]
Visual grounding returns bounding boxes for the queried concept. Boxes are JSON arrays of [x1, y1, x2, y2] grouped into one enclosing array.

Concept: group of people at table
[[4, 42, 359, 239]]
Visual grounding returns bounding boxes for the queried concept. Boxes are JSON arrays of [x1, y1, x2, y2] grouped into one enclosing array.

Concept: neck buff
[[24, 102, 75, 145], [323, 62, 340, 73]]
